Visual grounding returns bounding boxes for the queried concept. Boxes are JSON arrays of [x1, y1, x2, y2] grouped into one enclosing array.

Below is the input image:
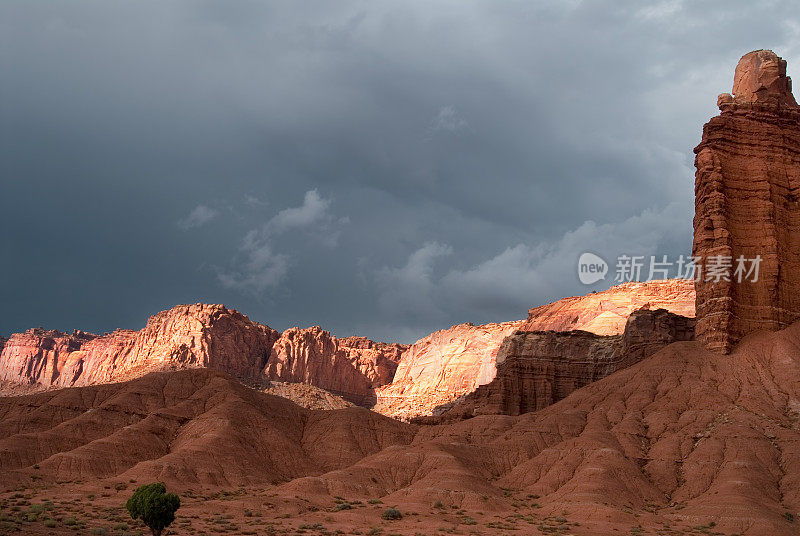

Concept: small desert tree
[[125, 482, 180, 536]]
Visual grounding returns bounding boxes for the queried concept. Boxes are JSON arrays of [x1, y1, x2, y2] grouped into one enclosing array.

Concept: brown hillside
[[3, 322, 800, 534]]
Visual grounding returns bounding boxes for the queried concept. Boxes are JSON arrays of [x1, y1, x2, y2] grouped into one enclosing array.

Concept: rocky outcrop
[[0, 304, 280, 389], [621, 307, 695, 363], [0, 306, 405, 405], [337, 336, 406, 387], [451, 330, 621, 418], [421, 307, 694, 422], [372, 321, 524, 420], [0, 281, 696, 414], [521, 279, 695, 335], [373, 280, 694, 420], [264, 327, 406, 405], [694, 50, 800, 353]]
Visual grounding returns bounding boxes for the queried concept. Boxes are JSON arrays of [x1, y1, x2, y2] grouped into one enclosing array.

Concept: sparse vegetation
[[381, 507, 402, 521]]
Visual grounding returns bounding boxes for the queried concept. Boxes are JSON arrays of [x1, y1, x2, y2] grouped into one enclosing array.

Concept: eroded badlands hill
[[3, 321, 800, 535], [280, 322, 800, 536]]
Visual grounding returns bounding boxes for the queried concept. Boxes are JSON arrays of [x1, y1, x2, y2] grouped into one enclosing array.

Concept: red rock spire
[[693, 50, 800, 353]]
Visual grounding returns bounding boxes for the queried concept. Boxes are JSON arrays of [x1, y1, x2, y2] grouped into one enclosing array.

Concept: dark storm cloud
[[1, 0, 798, 342]]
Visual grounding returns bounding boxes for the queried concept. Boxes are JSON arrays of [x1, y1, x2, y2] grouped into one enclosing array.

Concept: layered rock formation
[[0, 305, 405, 405], [373, 321, 524, 419], [9, 320, 800, 534], [424, 307, 695, 421], [621, 306, 695, 362], [373, 280, 695, 420], [694, 50, 800, 353], [265, 327, 406, 405], [0, 304, 280, 389], [0, 281, 695, 415], [337, 336, 406, 386], [521, 279, 695, 335]]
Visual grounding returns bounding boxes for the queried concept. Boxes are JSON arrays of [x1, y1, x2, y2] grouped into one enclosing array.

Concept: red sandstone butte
[[694, 49, 800, 353]]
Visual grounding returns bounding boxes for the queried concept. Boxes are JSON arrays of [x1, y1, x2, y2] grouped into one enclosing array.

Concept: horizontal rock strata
[[694, 50, 800, 353]]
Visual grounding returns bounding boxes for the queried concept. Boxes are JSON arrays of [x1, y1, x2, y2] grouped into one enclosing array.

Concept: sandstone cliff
[[0, 281, 696, 414], [373, 280, 695, 420], [264, 327, 406, 405], [0, 304, 280, 389], [521, 279, 695, 335], [421, 307, 695, 422], [0, 306, 405, 405], [694, 50, 800, 353], [373, 321, 524, 419]]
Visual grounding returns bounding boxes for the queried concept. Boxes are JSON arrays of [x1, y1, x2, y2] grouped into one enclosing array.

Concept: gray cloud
[[430, 106, 471, 135], [368, 202, 689, 337], [219, 189, 336, 294], [0, 0, 797, 342], [178, 204, 218, 230]]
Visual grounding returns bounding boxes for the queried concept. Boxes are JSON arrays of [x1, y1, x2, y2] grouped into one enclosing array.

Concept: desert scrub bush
[[125, 483, 180, 536], [43, 518, 57, 528], [381, 508, 402, 521], [90, 527, 108, 535]]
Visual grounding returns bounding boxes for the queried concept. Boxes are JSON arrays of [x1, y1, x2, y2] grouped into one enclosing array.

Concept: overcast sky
[[1, 1, 799, 343]]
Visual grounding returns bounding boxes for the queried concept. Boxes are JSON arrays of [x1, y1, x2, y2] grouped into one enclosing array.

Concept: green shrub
[[43, 519, 57, 528], [125, 483, 180, 536], [382, 508, 402, 521]]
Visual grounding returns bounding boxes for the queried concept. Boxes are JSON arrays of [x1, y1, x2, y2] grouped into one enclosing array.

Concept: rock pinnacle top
[[719, 49, 798, 108]]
